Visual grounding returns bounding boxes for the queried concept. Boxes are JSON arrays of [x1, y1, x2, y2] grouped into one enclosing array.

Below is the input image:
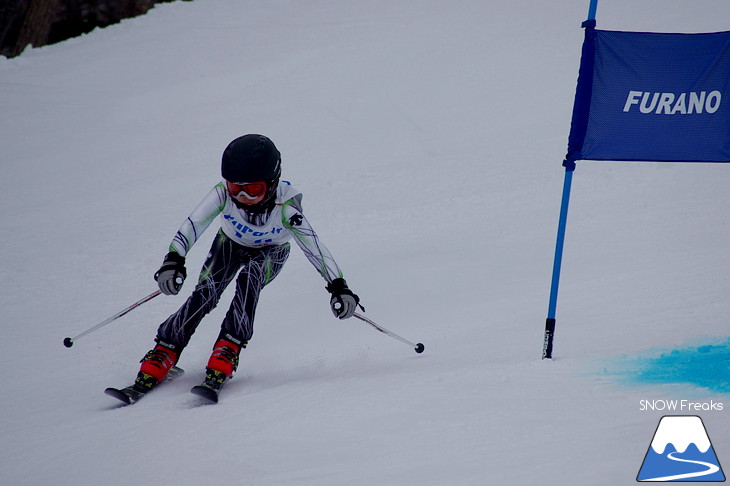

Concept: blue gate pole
[[587, 0, 598, 21], [543, 159, 576, 359], [542, 0, 597, 359]]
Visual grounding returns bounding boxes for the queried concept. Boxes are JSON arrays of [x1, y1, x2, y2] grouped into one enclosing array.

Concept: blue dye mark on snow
[[600, 338, 730, 394]]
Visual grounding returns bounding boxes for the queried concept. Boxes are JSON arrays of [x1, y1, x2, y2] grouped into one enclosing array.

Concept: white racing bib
[[220, 181, 301, 248]]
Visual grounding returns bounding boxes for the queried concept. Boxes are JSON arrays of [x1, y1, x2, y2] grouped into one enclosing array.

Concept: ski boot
[[191, 334, 245, 403], [105, 341, 182, 404], [136, 341, 180, 390]]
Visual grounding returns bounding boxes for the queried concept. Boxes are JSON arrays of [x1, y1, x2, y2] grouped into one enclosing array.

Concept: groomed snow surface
[[1, 1, 729, 484]]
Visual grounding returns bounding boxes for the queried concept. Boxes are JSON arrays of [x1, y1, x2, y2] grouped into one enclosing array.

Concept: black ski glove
[[326, 278, 361, 319], [154, 252, 187, 295]]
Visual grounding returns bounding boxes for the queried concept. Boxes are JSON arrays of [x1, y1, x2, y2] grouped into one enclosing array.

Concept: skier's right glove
[[154, 252, 187, 295], [326, 278, 361, 319]]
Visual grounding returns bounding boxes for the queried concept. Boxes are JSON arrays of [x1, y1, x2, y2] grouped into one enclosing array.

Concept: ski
[[190, 368, 228, 403], [105, 366, 185, 405], [190, 384, 221, 403]]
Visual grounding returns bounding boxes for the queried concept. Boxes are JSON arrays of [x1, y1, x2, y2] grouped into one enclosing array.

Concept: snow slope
[[1, 1, 729, 484]]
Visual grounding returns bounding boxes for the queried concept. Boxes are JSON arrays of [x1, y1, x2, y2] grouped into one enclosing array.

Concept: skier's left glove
[[154, 251, 187, 295], [326, 278, 361, 319]]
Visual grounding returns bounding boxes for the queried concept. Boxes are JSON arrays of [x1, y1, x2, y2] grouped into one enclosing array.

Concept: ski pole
[[63, 290, 162, 348], [353, 312, 424, 354]]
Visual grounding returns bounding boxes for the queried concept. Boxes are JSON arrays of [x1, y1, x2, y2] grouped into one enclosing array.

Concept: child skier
[[117, 134, 360, 401]]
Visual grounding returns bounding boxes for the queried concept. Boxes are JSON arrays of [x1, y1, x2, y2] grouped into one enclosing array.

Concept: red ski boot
[[207, 337, 243, 378], [135, 342, 179, 391], [191, 336, 245, 402]]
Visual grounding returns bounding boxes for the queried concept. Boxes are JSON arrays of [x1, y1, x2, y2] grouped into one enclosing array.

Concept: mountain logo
[[637, 416, 725, 482]]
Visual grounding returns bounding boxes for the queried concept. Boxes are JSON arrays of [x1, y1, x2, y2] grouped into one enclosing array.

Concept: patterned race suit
[[155, 180, 344, 350]]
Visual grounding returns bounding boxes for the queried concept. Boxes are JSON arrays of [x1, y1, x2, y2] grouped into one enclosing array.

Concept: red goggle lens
[[226, 181, 267, 200]]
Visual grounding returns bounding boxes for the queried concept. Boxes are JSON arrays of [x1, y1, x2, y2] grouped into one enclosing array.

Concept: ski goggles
[[225, 180, 268, 204]]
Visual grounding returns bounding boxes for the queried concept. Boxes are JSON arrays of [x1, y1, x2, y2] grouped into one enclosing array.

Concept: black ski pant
[[156, 229, 290, 351]]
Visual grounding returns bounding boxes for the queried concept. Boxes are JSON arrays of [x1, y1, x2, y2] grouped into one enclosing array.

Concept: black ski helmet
[[221, 134, 281, 210], [221, 134, 281, 183]]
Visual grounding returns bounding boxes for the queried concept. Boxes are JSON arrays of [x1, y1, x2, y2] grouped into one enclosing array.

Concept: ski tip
[[415, 343, 425, 354], [104, 387, 133, 405], [191, 385, 219, 403]]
